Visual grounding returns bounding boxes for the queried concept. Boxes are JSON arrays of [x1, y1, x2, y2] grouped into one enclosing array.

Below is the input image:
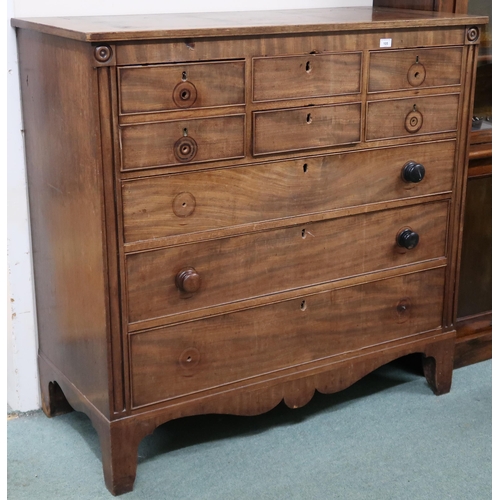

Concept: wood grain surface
[[126, 201, 449, 325], [366, 93, 459, 140], [119, 60, 245, 114], [253, 52, 361, 102], [14, 8, 485, 495], [17, 30, 111, 417], [122, 140, 456, 244], [11, 7, 487, 42], [368, 46, 463, 92], [120, 114, 245, 169], [254, 103, 361, 155], [130, 268, 446, 407]]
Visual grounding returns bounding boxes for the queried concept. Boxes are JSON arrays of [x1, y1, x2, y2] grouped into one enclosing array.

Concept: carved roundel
[[467, 26, 480, 43], [174, 136, 198, 163], [179, 347, 201, 374], [173, 192, 196, 217], [395, 297, 412, 323], [405, 109, 423, 134], [407, 63, 426, 87], [173, 81, 198, 108], [94, 45, 112, 63]]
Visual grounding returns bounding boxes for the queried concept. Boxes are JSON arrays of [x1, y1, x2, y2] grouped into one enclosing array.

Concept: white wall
[[7, 0, 372, 412]]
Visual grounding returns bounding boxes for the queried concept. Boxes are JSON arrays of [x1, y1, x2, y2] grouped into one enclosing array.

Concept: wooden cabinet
[[12, 7, 486, 495]]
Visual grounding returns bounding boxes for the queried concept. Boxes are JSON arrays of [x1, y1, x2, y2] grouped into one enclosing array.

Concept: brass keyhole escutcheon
[[174, 136, 198, 162], [407, 62, 426, 87], [173, 81, 197, 108], [405, 108, 423, 133]]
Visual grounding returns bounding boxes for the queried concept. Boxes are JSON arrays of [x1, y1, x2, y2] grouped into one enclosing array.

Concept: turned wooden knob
[[175, 267, 201, 293], [402, 161, 426, 183], [397, 228, 420, 250]]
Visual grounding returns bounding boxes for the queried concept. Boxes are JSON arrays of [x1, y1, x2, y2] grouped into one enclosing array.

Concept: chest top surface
[[11, 7, 487, 42]]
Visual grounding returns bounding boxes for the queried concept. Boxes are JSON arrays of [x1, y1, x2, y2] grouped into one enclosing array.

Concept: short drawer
[[253, 52, 361, 102], [120, 114, 245, 170], [122, 140, 456, 243], [254, 103, 361, 155], [366, 94, 459, 141], [118, 60, 245, 114], [368, 47, 463, 93], [126, 201, 449, 325], [130, 267, 446, 407]]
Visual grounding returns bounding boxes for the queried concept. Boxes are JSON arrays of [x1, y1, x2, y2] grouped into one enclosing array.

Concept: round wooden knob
[[175, 267, 201, 293], [402, 161, 426, 183], [397, 229, 419, 250]]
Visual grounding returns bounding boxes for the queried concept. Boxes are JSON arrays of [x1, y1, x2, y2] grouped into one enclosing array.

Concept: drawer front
[[253, 52, 361, 102], [122, 141, 456, 243], [126, 201, 449, 324], [120, 115, 245, 170], [368, 47, 463, 93], [119, 60, 245, 114], [366, 94, 459, 141], [253, 103, 361, 155], [130, 268, 446, 407]]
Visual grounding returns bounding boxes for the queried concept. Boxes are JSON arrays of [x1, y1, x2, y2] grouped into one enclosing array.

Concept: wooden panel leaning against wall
[[373, 0, 492, 368]]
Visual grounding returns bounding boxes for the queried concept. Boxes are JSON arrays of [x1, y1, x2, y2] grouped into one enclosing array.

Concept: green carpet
[[8, 358, 491, 499]]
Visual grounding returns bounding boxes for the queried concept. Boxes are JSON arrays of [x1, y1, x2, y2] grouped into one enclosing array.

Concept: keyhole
[[305, 61, 312, 73], [183, 127, 188, 137], [306, 113, 312, 124], [413, 104, 417, 112], [182, 71, 187, 81], [301, 229, 306, 238], [303, 163, 308, 173], [416, 56, 419, 63], [300, 300, 307, 311]]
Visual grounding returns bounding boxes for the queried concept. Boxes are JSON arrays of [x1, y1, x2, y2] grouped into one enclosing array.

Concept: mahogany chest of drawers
[[12, 7, 486, 495]]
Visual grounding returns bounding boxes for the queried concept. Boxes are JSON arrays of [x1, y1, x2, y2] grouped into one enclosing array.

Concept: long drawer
[[122, 141, 456, 244], [126, 201, 449, 325], [253, 103, 361, 155], [130, 267, 446, 407]]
